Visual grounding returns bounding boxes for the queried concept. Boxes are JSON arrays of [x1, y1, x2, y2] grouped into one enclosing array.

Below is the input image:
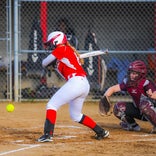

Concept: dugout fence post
[[6, 0, 13, 101], [14, 0, 19, 102]]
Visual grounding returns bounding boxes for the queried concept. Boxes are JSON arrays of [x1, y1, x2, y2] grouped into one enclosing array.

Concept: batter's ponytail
[[66, 41, 84, 65]]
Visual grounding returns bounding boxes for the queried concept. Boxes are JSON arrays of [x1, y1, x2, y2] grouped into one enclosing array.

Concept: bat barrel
[[80, 49, 108, 59]]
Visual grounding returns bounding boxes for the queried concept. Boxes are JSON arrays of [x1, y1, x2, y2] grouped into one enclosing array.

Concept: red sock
[[80, 115, 96, 129], [46, 109, 57, 124]]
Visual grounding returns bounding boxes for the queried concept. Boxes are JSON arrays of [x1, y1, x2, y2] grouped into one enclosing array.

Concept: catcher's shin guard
[[113, 102, 136, 124], [139, 100, 156, 126], [113, 102, 126, 120]]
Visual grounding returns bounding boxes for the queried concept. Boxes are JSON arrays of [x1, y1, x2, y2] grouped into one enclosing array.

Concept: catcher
[[99, 60, 156, 133], [37, 31, 109, 142]]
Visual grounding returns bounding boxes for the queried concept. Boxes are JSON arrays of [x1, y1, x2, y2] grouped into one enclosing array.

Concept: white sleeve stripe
[[143, 80, 149, 86]]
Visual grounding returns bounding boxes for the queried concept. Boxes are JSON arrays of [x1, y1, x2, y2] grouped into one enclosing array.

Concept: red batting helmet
[[44, 31, 67, 47]]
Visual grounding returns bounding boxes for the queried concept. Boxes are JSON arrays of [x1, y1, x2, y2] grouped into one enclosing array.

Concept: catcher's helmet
[[128, 60, 147, 81], [44, 31, 67, 47]]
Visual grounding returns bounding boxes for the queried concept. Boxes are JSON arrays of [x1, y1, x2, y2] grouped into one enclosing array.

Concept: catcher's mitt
[[99, 96, 112, 116]]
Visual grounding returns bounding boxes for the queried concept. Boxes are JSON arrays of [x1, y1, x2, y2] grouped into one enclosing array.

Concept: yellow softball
[[6, 104, 15, 112]]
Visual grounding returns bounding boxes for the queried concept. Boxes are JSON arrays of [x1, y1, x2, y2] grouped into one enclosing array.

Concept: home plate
[[56, 136, 77, 139], [12, 140, 24, 143]]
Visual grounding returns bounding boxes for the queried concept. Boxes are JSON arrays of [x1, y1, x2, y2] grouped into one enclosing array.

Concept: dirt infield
[[0, 101, 156, 156]]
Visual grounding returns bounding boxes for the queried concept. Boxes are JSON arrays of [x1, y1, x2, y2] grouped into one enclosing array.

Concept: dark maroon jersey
[[120, 78, 156, 107]]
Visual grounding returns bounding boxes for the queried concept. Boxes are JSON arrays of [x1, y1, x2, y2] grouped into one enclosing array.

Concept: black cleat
[[37, 134, 53, 142], [95, 130, 109, 140]]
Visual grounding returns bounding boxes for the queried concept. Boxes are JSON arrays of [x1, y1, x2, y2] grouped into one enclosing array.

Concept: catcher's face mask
[[129, 70, 139, 81]]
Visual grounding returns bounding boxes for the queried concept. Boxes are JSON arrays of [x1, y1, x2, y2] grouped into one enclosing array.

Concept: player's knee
[[46, 104, 58, 111], [70, 113, 83, 122], [140, 100, 156, 126], [113, 102, 126, 119], [139, 100, 152, 112]]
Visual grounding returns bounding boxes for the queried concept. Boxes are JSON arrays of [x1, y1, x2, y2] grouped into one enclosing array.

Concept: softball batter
[[37, 31, 109, 142]]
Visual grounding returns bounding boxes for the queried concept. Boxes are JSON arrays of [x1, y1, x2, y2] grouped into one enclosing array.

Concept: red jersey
[[52, 45, 86, 80]]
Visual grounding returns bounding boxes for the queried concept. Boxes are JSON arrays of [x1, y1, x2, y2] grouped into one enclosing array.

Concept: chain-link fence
[[1, 0, 156, 101], [0, 0, 12, 101]]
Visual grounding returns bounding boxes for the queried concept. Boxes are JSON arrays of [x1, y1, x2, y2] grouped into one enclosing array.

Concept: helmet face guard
[[127, 60, 147, 85], [44, 43, 56, 53], [128, 70, 140, 82]]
